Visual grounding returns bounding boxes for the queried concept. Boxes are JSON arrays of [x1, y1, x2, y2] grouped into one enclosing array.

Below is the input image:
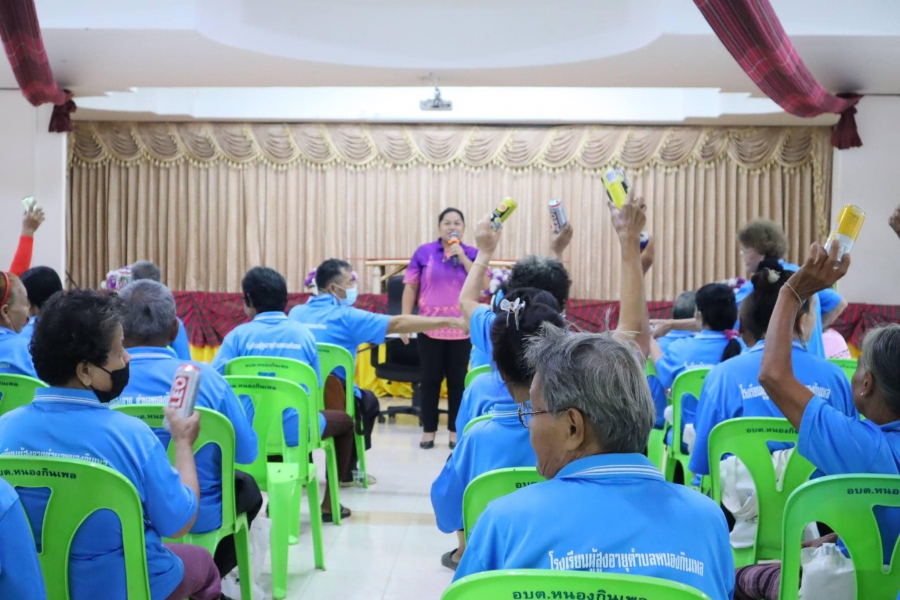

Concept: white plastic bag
[[221, 516, 272, 600], [799, 543, 856, 600]]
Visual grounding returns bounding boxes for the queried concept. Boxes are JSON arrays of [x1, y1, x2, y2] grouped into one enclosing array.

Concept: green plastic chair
[[0, 374, 47, 418], [0, 456, 151, 599], [225, 375, 325, 599], [225, 356, 344, 524], [707, 417, 814, 568], [462, 413, 492, 435], [465, 365, 491, 389], [645, 359, 666, 471], [443, 569, 712, 600], [112, 405, 253, 600], [779, 474, 900, 600], [664, 367, 710, 485], [317, 342, 367, 496], [463, 467, 545, 539], [828, 358, 857, 382]]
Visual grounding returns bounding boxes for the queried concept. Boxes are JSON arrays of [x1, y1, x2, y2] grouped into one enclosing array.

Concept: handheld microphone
[[448, 232, 461, 267]]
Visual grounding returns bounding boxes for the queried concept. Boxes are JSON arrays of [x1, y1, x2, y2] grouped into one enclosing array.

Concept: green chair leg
[[289, 481, 301, 546], [355, 433, 368, 489], [305, 478, 326, 570], [268, 469, 295, 600], [234, 517, 254, 600], [324, 441, 342, 525]]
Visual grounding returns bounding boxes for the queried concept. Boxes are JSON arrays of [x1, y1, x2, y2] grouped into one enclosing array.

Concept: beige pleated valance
[[70, 122, 823, 172]]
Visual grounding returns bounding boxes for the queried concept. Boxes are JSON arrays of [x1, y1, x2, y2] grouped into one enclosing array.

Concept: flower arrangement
[[720, 276, 747, 294], [483, 267, 511, 298], [304, 269, 358, 295]]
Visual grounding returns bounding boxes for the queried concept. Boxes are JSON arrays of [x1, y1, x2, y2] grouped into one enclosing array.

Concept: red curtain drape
[[0, 0, 75, 132], [695, 0, 862, 149]]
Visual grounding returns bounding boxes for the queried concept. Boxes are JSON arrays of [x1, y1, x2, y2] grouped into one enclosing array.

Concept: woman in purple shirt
[[403, 208, 479, 450]]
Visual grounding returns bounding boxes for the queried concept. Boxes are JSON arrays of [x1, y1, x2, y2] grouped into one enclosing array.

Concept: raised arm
[[459, 214, 501, 323], [609, 191, 650, 356], [9, 207, 45, 276], [388, 314, 466, 335], [759, 243, 850, 428], [549, 222, 574, 262]]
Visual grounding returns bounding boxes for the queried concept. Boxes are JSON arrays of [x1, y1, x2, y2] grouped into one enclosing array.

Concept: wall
[[831, 96, 900, 304], [0, 91, 68, 279]]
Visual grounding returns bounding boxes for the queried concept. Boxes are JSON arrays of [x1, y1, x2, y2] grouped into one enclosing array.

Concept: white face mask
[[334, 284, 358, 307]]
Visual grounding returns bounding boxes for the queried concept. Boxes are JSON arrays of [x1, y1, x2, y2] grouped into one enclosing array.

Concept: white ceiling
[[6, 0, 897, 124]]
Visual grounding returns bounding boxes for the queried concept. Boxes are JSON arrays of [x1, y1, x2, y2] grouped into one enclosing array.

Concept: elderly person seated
[[0, 271, 37, 377], [733, 244, 900, 600], [212, 266, 355, 523], [114, 279, 261, 579], [0, 289, 223, 600], [18, 266, 62, 343], [130, 260, 192, 360]]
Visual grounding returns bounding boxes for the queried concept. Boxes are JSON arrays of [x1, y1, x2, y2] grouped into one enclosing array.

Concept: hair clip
[[766, 268, 780, 284], [499, 297, 526, 330]]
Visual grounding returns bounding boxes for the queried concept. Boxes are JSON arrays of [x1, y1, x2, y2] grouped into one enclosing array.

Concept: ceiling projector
[[420, 87, 452, 111]]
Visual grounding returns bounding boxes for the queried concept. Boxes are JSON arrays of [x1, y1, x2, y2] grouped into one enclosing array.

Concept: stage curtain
[[68, 122, 832, 302]]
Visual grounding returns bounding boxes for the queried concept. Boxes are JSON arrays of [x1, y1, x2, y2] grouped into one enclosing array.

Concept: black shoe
[[322, 504, 352, 523], [449, 440, 457, 450], [420, 440, 435, 449], [441, 549, 459, 571]]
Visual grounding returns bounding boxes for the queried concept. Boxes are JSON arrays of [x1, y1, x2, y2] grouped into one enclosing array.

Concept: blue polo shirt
[[469, 305, 496, 365], [455, 453, 734, 600], [799, 397, 900, 563], [17, 316, 37, 344], [0, 477, 47, 600], [288, 293, 390, 387], [469, 346, 492, 369], [113, 346, 258, 533], [689, 340, 856, 477], [0, 387, 198, 600], [454, 370, 512, 433], [171, 317, 192, 361], [432, 404, 536, 534], [648, 374, 667, 430], [735, 260, 842, 359], [657, 329, 695, 353], [0, 326, 37, 378], [212, 312, 323, 447]]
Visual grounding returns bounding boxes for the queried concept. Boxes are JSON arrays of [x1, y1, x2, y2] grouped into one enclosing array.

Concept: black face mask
[[90, 362, 130, 404]]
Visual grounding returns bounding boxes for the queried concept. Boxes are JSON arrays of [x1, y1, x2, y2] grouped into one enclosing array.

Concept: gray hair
[[118, 280, 177, 342], [131, 260, 162, 282], [860, 324, 900, 414], [672, 290, 698, 320], [525, 325, 654, 454]]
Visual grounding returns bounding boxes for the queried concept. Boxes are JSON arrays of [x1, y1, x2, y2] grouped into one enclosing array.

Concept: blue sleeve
[[141, 436, 199, 537], [211, 332, 239, 375], [688, 370, 730, 475], [306, 337, 322, 386], [453, 502, 502, 581], [347, 308, 390, 347], [647, 375, 667, 429], [798, 396, 891, 476], [455, 384, 478, 433], [817, 288, 842, 314], [470, 305, 495, 358], [213, 374, 258, 465], [0, 491, 47, 600], [430, 454, 467, 533], [171, 318, 192, 361], [654, 340, 687, 390]]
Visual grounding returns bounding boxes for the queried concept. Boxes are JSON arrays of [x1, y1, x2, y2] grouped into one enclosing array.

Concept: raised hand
[[786, 242, 851, 301]]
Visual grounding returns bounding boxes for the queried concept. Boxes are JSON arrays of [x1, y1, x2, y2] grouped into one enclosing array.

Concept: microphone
[[448, 232, 461, 267]]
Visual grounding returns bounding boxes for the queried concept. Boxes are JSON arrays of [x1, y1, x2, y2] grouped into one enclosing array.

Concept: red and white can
[[163, 364, 202, 430], [548, 198, 568, 233]]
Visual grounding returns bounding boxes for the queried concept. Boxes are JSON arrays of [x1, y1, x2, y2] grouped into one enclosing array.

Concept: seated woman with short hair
[[0, 289, 222, 600], [0, 271, 38, 378], [734, 245, 900, 600]]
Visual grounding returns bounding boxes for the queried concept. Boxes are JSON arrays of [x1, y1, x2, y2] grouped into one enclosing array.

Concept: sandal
[[441, 549, 459, 571], [322, 504, 352, 523]]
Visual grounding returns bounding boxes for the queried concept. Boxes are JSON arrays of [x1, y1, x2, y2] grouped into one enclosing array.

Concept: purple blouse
[[404, 238, 478, 340]]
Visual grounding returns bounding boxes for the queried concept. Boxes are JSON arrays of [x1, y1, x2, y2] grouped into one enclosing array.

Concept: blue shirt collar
[[666, 330, 694, 338], [747, 339, 806, 353], [254, 311, 288, 322], [33, 387, 105, 407], [126, 346, 178, 360], [490, 403, 521, 421], [555, 453, 663, 481], [0, 327, 15, 338], [695, 330, 727, 340], [306, 294, 341, 308]]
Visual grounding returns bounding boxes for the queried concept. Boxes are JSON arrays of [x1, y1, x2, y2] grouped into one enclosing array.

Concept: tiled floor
[[254, 400, 458, 600]]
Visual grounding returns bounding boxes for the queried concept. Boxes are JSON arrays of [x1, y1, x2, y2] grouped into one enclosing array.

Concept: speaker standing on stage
[[403, 208, 478, 450]]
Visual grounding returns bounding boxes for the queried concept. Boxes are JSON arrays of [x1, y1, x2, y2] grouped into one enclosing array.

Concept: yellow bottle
[[491, 198, 518, 231], [826, 205, 865, 261], [602, 168, 629, 209]]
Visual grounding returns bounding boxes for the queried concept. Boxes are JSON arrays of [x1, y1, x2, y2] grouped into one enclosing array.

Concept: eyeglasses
[[518, 402, 549, 429]]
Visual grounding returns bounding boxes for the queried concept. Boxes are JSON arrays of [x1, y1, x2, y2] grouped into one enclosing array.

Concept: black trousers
[[417, 333, 471, 433], [214, 469, 264, 577]]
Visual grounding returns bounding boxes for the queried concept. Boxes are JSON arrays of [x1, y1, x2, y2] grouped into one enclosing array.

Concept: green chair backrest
[[316, 343, 356, 414], [465, 365, 491, 389], [443, 569, 712, 600], [0, 374, 47, 418], [779, 474, 900, 600], [645, 357, 659, 379], [670, 367, 710, 453], [0, 456, 151, 599], [225, 357, 322, 446], [463, 467, 545, 539], [708, 417, 814, 562], [462, 413, 492, 435], [828, 358, 857, 382], [112, 406, 240, 535], [223, 376, 311, 484]]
